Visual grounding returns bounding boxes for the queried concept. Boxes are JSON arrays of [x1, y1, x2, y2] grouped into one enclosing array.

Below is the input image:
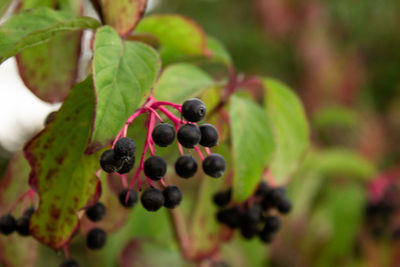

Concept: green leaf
[[135, 14, 209, 64], [0, 7, 100, 63], [16, 31, 82, 102], [229, 94, 275, 202], [88, 26, 161, 152], [263, 78, 310, 183], [206, 35, 232, 66], [24, 76, 101, 249], [154, 63, 214, 103], [313, 106, 359, 129], [0, 153, 38, 267], [93, 0, 147, 37]]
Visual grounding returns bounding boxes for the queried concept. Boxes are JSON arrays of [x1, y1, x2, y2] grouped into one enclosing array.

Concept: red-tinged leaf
[[91, 0, 147, 37], [16, 31, 82, 103], [24, 76, 102, 249], [0, 153, 38, 267], [135, 14, 210, 64]]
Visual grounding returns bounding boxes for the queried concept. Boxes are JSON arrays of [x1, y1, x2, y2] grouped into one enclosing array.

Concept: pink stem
[[146, 107, 164, 122], [126, 108, 147, 125], [158, 106, 184, 127], [205, 147, 211, 155], [160, 179, 167, 188], [194, 146, 204, 161], [152, 101, 182, 112], [63, 244, 70, 259], [147, 112, 156, 156], [119, 174, 128, 188], [9, 189, 32, 213], [178, 143, 184, 156]]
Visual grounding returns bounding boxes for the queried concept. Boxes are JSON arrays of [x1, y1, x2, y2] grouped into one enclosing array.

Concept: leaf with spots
[[88, 26, 160, 152], [0, 153, 38, 267], [135, 14, 210, 64], [229, 94, 275, 202], [24, 76, 102, 249]]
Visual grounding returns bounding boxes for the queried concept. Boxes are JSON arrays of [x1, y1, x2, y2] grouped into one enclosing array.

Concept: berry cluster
[[214, 181, 292, 243], [0, 206, 34, 237], [99, 97, 226, 213]]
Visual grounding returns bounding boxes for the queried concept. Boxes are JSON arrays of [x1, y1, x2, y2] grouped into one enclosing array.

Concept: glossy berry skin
[[117, 156, 135, 174], [163, 186, 183, 209], [87, 228, 107, 250], [0, 214, 16, 235], [16, 216, 30, 236], [199, 124, 218, 147], [144, 156, 167, 181], [182, 98, 206, 122], [86, 202, 106, 222], [60, 259, 79, 267], [100, 149, 123, 173], [118, 189, 138, 208], [177, 124, 201, 148], [175, 155, 198, 178], [114, 137, 136, 160], [202, 154, 226, 178], [141, 188, 164, 212], [213, 189, 231, 207], [152, 123, 176, 147]]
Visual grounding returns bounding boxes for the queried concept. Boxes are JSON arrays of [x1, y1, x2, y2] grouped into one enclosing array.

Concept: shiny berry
[[277, 197, 292, 214], [86, 228, 106, 250], [117, 156, 135, 174], [0, 214, 16, 235], [114, 137, 136, 160], [99, 149, 123, 173], [175, 155, 198, 178], [118, 189, 138, 208], [213, 189, 231, 207], [202, 153, 226, 178], [182, 98, 206, 122], [177, 124, 201, 148], [199, 124, 218, 147], [163, 186, 183, 209], [152, 123, 176, 147], [86, 202, 106, 222], [144, 156, 167, 181], [141, 188, 164, 212]]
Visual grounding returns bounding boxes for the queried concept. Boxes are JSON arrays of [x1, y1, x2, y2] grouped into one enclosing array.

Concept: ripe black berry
[[202, 153, 226, 178], [152, 123, 176, 147], [117, 156, 135, 174], [241, 204, 263, 224], [263, 216, 281, 232], [177, 124, 201, 148], [60, 259, 79, 267], [199, 124, 218, 147], [182, 98, 206, 122], [0, 214, 16, 235], [261, 187, 285, 210], [259, 230, 274, 243], [255, 181, 269, 197], [144, 156, 167, 181], [141, 188, 164, 211], [118, 189, 138, 208], [213, 189, 231, 207], [86, 228, 106, 250], [86, 202, 106, 222], [240, 222, 259, 239], [163, 186, 183, 209], [277, 197, 292, 214], [23, 207, 35, 217], [114, 137, 136, 160], [16, 216, 30, 236], [216, 207, 241, 229], [175, 155, 198, 178], [100, 149, 123, 173]]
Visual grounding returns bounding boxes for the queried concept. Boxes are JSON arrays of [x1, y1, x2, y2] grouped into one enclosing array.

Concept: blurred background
[[1, 0, 400, 266]]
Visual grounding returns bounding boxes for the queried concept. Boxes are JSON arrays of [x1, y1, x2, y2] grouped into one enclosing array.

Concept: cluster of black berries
[[214, 181, 292, 243], [0, 207, 34, 237], [100, 137, 136, 174]]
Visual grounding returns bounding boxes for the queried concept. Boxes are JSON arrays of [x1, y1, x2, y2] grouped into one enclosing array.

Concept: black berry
[[86, 202, 106, 222], [263, 216, 281, 232], [100, 149, 123, 173], [23, 207, 35, 217], [118, 189, 138, 208], [199, 124, 218, 147], [216, 207, 241, 229], [117, 156, 135, 174], [241, 204, 263, 224], [202, 153, 226, 178], [60, 259, 79, 267], [86, 228, 106, 250], [144, 156, 167, 181], [141, 188, 164, 211], [255, 181, 269, 197], [259, 230, 274, 243], [114, 137, 136, 160], [175, 155, 198, 178], [0, 214, 16, 235], [163, 186, 183, 209], [213, 189, 231, 207], [152, 123, 176, 147], [277, 197, 292, 214], [182, 98, 206, 122], [177, 124, 201, 148], [16, 216, 30, 236], [261, 187, 285, 210], [240, 222, 259, 239]]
